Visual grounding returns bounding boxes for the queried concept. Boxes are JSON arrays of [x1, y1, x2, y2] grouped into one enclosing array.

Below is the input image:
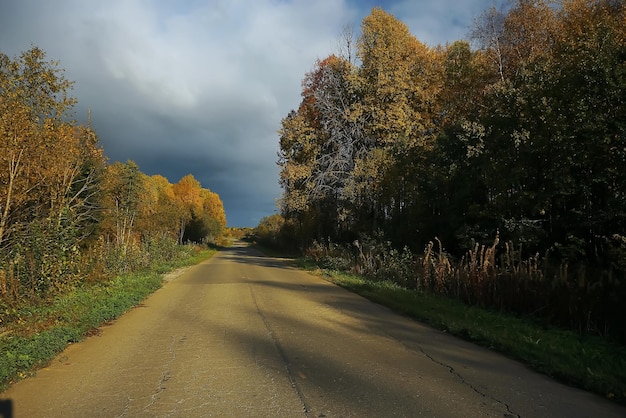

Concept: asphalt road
[[1, 242, 624, 417]]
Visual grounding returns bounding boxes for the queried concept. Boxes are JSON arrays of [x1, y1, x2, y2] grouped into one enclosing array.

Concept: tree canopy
[[1, 46, 227, 303], [278, 1, 626, 265], [275, 0, 626, 344]]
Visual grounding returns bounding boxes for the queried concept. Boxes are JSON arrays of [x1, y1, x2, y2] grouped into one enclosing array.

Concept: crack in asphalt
[[143, 335, 179, 413], [115, 396, 132, 418], [248, 283, 310, 417], [423, 349, 520, 418], [387, 330, 521, 418]]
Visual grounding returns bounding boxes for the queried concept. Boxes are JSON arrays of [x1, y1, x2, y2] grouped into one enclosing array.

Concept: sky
[[0, 0, 494, 227]]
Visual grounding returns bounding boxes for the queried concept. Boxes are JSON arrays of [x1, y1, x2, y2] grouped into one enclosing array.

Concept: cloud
[[0, 0, 491, 226], [388, 0, 490, 47]]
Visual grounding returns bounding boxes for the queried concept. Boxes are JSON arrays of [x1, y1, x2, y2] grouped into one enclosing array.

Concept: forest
[[0, 47, 226, 314], [264, 0, 626, 342]]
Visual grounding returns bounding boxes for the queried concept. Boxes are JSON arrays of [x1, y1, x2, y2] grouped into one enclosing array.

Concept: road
[[1, 242, 624, 417]]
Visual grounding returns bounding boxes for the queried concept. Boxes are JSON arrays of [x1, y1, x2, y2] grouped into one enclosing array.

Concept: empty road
[[1, 242, 623, 417]]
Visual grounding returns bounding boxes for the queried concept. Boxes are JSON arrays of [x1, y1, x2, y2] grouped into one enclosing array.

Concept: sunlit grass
[[0, 248, 216, 391]]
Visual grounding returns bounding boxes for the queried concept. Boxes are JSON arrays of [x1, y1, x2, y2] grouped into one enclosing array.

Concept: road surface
[[1, 242, 624, 417]]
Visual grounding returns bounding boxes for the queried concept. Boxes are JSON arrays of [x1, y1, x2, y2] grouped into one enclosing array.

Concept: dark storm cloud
[[1, 0, 492, 226]]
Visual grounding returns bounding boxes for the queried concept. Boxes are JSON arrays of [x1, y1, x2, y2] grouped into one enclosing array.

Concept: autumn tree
[[170, 174, 226, 244], [254, 214, 286, 248], [279, 0, 624, 260], [278, 8, 444, 245], [101, 161, 143, 249], [0, 47, 77, 249], [200, 189, 227, 235], [275, 1, 626, 342], [184, 188, 226, 243], [278, 110, 317, 218], [279, 54, 368, 240], [358, 8, 439, 148], [136, 174, 179, 239], [0, 46, 229, 306], [356, 8, 444, 242], [0, 47, 106, 299]]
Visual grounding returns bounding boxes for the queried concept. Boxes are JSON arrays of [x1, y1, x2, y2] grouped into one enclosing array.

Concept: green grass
[[0, 247, 216, 391], [299, 262, 626, 405]]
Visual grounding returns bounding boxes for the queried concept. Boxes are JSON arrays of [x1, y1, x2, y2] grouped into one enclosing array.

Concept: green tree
[[484, 0, 624, 257]]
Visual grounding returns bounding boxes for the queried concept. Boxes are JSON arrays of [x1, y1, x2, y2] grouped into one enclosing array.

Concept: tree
[[45, 123, 105, 241], [184, 188, 227, 243], [307, 55, 367, 236], [470, 5, 508, 82], [357, 8, 444, 241], [255, 214, 286, 248], [136, 174, 179, 239], [335, 24, 358, 65], [172, 174, 203, 244], [0, 47, 77, 249], [543, 0, 626, 259], [200, 189, 226, 232], [278, 8, 445, 246], [0, 47, 106, 299], [278, 54, 363, 242], [358, 7, 437, 148], [453, 0, 626, 259], [101, 161, 143, 248]]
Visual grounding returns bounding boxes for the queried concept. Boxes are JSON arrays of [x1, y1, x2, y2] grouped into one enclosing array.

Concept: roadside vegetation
[[0, 245, 215, 391], [0, 47, 228, 389], [307, 263, 626, 405], [257, 0, 626, 406]]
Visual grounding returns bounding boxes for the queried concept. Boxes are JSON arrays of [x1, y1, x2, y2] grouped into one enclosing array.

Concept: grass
[[294, 259, 626, 405], [0, 247, 216, 391]]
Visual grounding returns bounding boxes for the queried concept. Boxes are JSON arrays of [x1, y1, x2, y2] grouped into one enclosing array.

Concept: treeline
[[271, 1, 626, 341], [0, 47, 226, 309]]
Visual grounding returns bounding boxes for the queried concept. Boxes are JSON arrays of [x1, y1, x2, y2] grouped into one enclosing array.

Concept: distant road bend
[[1, 241, 624, 417]]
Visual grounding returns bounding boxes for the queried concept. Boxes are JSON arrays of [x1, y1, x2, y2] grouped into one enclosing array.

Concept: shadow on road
[[0, 399, 13, 418], [160, 241, 625, 417], [165, 285, 457, 416], [219, 244, 299, 269]]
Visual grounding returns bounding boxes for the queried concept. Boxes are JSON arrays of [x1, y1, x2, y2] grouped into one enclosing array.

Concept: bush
[[1, 229, 195, 328]]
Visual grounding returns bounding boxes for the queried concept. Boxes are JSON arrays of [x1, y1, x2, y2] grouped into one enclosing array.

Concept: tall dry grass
[[305, 233, 626, 343]]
